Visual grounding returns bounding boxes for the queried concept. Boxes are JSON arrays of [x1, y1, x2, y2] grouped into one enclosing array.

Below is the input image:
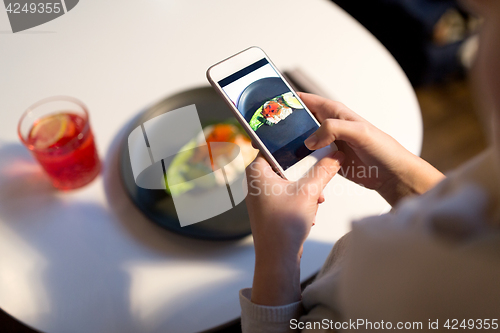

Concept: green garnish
[[249, 105, 265, 131]]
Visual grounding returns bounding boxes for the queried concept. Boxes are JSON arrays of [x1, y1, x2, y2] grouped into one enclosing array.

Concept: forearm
[[251, 251, 302, 306], [378, 154, 445, 206]]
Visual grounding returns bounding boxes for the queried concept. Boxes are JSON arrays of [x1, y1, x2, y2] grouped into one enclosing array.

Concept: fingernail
[[304, 133, 318, 149], [332, 150, 345, 165]]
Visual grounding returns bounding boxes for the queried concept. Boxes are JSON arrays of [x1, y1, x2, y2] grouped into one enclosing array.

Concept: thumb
[[246, 153, 280, 180], [298, 150, 345, 196], [304, 119, 365, 150]]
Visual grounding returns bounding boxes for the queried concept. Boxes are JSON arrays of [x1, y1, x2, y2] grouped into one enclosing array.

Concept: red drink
[[18, 97, 100, 190]]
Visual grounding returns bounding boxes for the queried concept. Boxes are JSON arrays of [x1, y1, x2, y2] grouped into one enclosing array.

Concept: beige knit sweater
[[240, 149, 500, 332]]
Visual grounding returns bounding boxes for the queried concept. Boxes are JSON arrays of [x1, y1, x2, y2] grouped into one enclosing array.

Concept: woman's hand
[[246, 151, 345, 306], [246, 93, 443, 306], [300, 93, 445, 206]]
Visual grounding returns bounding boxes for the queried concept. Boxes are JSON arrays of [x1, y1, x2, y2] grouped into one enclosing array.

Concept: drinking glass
[[18, 96, 101, 190]]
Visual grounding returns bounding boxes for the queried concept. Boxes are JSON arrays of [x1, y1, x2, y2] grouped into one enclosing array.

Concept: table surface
[[0, 1, 422, 332]]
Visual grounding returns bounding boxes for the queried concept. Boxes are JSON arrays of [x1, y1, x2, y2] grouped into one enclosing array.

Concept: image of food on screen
[[249, 92, 304, 131]]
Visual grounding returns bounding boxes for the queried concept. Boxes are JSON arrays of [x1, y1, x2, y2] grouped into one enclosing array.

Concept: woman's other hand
[[300, 93, 445, 206]]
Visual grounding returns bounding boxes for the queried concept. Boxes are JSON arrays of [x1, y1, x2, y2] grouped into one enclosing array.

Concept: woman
[[240, 0, 500, 331]]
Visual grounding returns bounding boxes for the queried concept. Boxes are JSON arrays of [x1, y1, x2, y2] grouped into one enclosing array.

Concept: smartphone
[[207, 47, 337, 181]]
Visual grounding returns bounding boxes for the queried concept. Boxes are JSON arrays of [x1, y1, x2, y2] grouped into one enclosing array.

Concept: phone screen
[[218, 58, 319, 170]]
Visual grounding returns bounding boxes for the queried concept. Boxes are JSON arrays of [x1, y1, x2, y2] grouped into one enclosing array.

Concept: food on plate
[[165, 120, 258, 196], [248, 92, 303, 131]]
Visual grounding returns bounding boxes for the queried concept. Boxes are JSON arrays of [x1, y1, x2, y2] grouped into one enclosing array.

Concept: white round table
[[0, 1, 422, 332]]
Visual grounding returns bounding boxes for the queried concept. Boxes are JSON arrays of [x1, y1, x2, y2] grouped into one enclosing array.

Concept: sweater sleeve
[[239, 233, 352, 333], [239, 288, 304, 333]]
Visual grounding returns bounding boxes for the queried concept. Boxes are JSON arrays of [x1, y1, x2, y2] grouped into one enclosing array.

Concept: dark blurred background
[[0, 0, 487, 332]]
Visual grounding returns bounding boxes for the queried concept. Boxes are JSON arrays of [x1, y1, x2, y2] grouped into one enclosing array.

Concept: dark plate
[[119, 87, 251, 240], [237, 77, 316, 153]]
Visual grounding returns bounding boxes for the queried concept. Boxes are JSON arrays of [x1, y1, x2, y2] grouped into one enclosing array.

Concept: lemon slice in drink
[[283, 92, 304, 109], [30, 114, 69, 149]]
